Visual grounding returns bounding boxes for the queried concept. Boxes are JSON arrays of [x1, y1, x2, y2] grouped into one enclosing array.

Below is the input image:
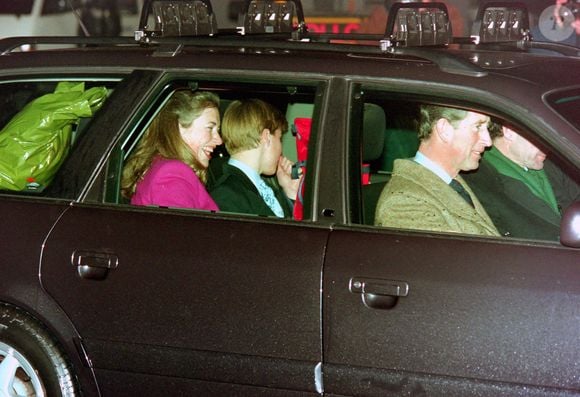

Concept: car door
[[39, 75, 329, 395], [323, 228, 580, 396], [41, 206, 328, 395], [322, 88, 580, 396]]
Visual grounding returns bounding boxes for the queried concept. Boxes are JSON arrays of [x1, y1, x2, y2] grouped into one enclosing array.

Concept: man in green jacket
[[464, 122, 579, 241]]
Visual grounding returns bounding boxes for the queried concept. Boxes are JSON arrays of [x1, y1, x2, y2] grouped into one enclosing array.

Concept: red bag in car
[[292, 117, 311, 220]]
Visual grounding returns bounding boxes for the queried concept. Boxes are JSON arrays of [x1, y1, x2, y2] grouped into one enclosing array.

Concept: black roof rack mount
[[241, 0, 306, 35], [384, 1, 452, 48], [472, 1, 530, 44], [136, 0, 218, 40]]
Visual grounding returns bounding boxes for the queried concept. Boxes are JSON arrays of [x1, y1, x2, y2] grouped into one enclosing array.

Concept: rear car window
[[107, 78, 320, 221], [0, 79, 114, 195]]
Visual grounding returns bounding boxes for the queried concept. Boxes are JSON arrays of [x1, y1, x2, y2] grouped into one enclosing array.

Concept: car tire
[[0, 304, 79, 397]]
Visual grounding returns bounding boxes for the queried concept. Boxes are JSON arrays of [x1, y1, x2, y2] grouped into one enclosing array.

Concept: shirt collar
[[228, 158, 263, 190], [414, 151, 453, 184]]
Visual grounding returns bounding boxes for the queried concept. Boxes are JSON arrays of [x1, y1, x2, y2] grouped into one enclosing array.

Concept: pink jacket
[[132, 157, 218, 211]]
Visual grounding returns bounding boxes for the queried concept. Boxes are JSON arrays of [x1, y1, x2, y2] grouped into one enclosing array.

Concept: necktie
[[449, 179, 474, 208], [257, 179, 284, 218]]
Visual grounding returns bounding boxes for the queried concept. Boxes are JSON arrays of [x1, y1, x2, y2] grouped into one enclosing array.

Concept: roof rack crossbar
[[0, 36, 138, 55], [518, 40, 580, 57], [0, 34, 488, 78], [467, 38, 580, 57], [390, 47, 488, 77]]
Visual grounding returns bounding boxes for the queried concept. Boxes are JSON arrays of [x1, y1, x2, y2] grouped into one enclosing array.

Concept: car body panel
[[323, 227, 580, 395], [0, 199, 101, 395], [40, 204, 328, 393]]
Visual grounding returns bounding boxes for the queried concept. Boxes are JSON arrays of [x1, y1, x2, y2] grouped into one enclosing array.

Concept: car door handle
[[349, 277, 409, 310], [71, 250, 118, 280]]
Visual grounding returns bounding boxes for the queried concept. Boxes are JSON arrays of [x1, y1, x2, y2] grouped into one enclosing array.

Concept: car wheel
[[0, 304, 78, 397]]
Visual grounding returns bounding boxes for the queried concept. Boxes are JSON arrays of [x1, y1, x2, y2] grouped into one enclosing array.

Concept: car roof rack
[[136, 0, 218, 40], [135, 0, 307, 41], [0, 0, 576, 77], [472, 1, 530, 44], [0, 36, 138, 56], [474, 40, 580, 57], [0, 32, 486, 77], [463, 1, 579, 57], [240, 0, 307, 36], [389, 47, 487, 77], [383, 2, 453, 47]]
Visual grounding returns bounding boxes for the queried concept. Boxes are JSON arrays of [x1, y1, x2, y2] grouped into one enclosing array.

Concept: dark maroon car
[[0, 1, 579, 396]]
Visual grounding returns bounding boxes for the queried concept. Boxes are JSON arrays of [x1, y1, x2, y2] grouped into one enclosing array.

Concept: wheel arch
[[0, 289, 100, 397]]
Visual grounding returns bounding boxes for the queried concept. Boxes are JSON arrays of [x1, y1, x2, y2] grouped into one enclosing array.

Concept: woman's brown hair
[[121, 90, 219, 199]]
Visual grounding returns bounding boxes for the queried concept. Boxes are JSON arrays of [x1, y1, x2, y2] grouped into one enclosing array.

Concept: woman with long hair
[[122, 90, 221, 210]]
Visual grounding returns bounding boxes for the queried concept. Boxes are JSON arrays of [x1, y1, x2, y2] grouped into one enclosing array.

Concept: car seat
[[361, 103, 387, 225], [378, 104, 420, 173], [285, 102, 386, 224], [284, 102, 314, 164]]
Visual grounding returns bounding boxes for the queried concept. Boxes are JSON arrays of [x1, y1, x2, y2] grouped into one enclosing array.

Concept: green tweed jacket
[[374, 159, 500, 236]]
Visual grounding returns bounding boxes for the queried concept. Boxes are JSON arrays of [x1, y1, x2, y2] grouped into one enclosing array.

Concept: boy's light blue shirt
[[228, 158, 284, 218], [228, 158, 263, 191]]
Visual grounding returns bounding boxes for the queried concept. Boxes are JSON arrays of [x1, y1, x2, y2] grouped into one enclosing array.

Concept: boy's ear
[[260, 128, 271, 146]]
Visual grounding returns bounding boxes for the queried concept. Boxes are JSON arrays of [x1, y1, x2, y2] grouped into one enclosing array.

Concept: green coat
[[374, 159, 500, 236], [463, 158, 579, 241]]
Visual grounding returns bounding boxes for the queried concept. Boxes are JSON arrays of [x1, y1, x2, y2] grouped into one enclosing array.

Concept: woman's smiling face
[[179, 106, 221, 169]]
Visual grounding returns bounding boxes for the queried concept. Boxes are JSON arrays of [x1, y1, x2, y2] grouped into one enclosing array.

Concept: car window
[[0, 79, 116, 197], [546, 87, 580, 130], [42, 0, 76, 15], [0, 1, 34, 15], [107, 78, 321, 221], [354, 91, 580, 243], [0, 0, 80, 16]]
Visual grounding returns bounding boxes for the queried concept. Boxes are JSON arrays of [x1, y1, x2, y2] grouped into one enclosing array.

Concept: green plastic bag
[[0, 81, 108, 191]]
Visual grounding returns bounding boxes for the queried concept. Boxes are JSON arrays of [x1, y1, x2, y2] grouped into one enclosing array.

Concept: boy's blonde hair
[[221, 99, 287, 155]]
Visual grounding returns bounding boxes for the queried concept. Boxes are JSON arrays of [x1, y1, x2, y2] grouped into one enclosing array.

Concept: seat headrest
[[363, 103, 386, 162]]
